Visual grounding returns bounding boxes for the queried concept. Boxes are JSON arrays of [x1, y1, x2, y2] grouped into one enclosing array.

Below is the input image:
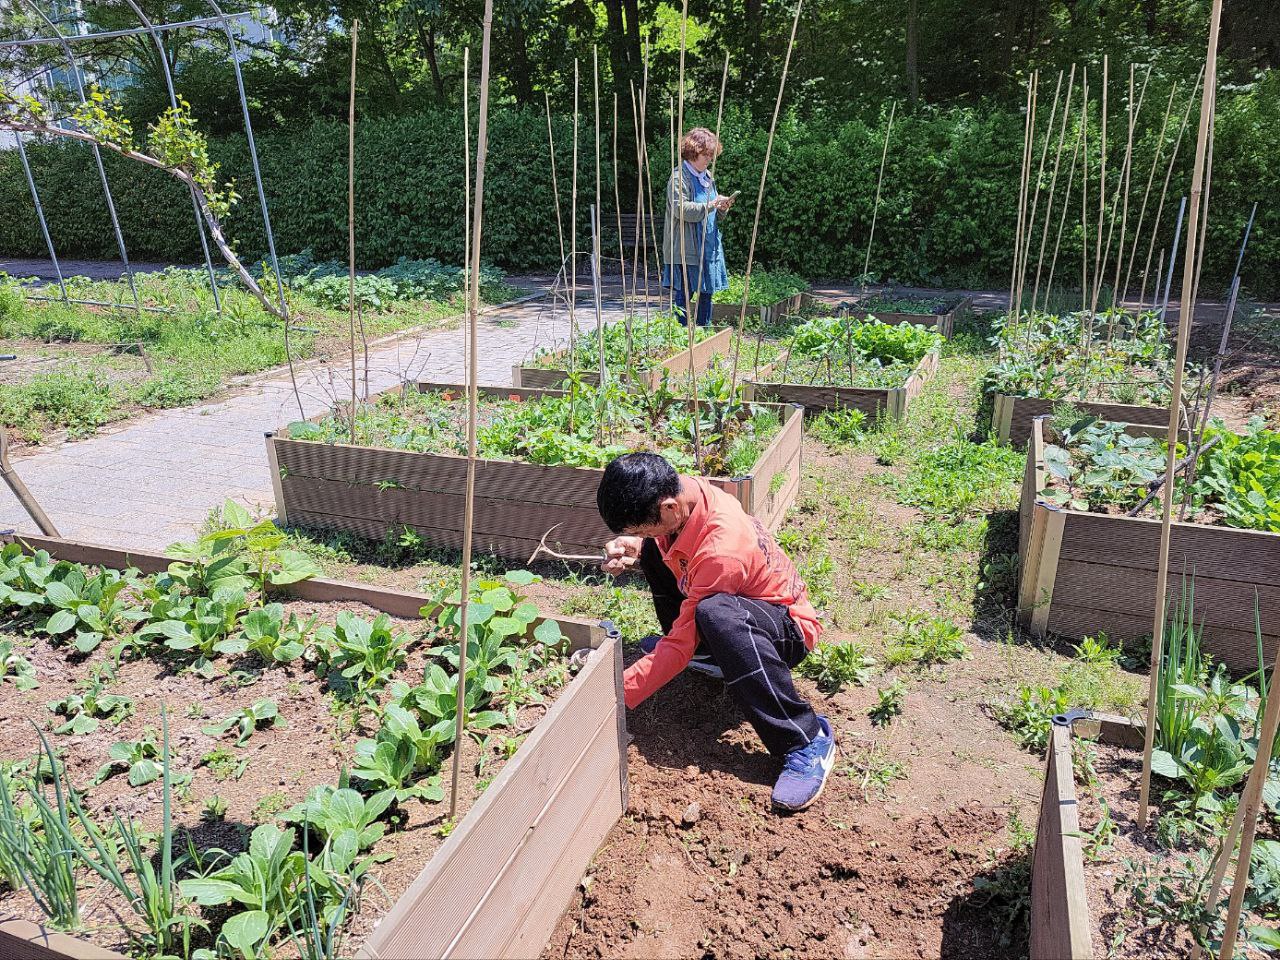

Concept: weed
[[202, 795, 229, 822], [884, 614, 969, 667], [869, 680, 907, 727], [890, 438, 1024, 517], [844, 742, 905, 799], [252, 790, 290, 824], [202, 747, 250, 782], [809, 407, 868, 446], [798, 642, 877, 691]]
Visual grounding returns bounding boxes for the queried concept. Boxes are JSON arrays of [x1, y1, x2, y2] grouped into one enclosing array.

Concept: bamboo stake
[[673, 0, 703, 472], [1122, 79, 1177, 301], [863, 99, 898, 291], [450, 0, 493, 814], [1043, 109, 1084, 309], [1215, 641, 1280, 958], [668, 95, 677, 320], [1087, 55, 1108, 334], [569, 60, 580, 420], [1081, 66, 1089, 315], [692, 51, 730, 336], [628, 80, 650, 327], [1032, 65, 1076, 312], [612, 92, 631, 375], [1108, 63, 1150, 312], [1159, 197, 1187, 323], [591, 48, 609, 440], [1016, 69, 1062, 319], [346, 20, 359, 445], [1189, 85, 1216, 321], [545, 91, 567, 304], [1189, 636, 1280, 960], [1010, 73, 1035, 323], [1137, 0, 1222, 830], [728, 0, 804, 398], [1139, 68, 1202, 307]]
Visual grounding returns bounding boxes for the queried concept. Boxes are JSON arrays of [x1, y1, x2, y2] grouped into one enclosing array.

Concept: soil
[[0, 592, 571, 956], [1187, 302, 1280, 427]]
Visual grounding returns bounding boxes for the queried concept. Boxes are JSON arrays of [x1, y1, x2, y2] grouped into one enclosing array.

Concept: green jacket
[[662, 166, 715, 268]]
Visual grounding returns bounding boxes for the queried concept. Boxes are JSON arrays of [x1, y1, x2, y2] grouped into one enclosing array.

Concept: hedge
[[1, 84, 1276, 297]]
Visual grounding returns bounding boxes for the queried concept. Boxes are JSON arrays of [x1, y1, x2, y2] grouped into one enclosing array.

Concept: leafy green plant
[[1191, 418, 1280, 532], [884, 615, 969, 666], [712, 270, 806, 307], [1040, 420, 1165, 512], [0, 638, 38, 690], [38, 565, 145, 654], [203, 698, 281, 746], [350, 704, 445, 803], [284, 784, 394, 853], [797, 642, 877, 691], [136, 588, 250, 676], [94, 735, 164, 787], [47, 678, 134, 735], [891, 438, 1024, 517], [808, 407, 868, 446], [180, 823, 307, 958], [240, 603, 315, 664], [204, 795, 229, 822], [314, 612, 411, 704], [869, 680, 907, 727]]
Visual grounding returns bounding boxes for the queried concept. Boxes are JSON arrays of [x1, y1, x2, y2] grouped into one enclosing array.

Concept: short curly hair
[[679, 127, 722, 162]]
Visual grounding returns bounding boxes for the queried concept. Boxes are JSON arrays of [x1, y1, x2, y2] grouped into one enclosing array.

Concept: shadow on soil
[[940, 851, 1032, 960]]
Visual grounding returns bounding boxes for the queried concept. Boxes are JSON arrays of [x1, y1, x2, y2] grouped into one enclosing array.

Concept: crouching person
[[595, 452, 835, 812]]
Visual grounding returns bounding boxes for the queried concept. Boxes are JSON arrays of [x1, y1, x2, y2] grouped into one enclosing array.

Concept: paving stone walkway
[[0, 288, 628, 550]]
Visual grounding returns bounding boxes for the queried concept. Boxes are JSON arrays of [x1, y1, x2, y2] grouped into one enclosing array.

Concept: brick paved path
[[0, 289, 627, 549]]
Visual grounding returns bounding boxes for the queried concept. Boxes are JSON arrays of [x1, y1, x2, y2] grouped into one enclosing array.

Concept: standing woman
[[662, 127, 736, 327]]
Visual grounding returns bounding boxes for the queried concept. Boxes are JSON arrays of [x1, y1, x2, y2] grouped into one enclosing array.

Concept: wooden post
[[0, 430, 60, 537], [450, 0, 493, 817], [863, 99, 897, 291], [1137, 0, 1223, 830], [1031, 65, 1075, 312], [346, 20, 359, 445], [1138, 69, 1202, 307], [727, 0, 803, 398]]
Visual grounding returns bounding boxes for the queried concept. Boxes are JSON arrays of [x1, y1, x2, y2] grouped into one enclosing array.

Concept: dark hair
[[596, 453, 680, 534]]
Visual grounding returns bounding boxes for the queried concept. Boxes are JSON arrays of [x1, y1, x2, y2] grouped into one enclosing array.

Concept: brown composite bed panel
[[992, 393, 1169, 449], [844, 295, 971, 339]]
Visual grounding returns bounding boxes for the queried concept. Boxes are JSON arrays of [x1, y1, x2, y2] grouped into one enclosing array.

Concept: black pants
[[640, 539, 822, 757]]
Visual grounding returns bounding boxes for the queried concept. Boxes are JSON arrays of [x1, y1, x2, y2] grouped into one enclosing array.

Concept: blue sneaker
[[638, 634, 724, 680], [772, 716, 836, 812]]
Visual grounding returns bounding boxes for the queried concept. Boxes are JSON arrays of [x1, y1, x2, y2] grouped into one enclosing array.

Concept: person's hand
[[712, 195, 733, 213], [602, 536, 643, 577]]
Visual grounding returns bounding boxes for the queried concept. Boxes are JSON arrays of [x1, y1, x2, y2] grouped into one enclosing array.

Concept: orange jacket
[[623, 478, 821, 708]]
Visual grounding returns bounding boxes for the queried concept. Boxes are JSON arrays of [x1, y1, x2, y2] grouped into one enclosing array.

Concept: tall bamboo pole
[[1081, 66, 1089, 314], [346, 21, 359, 444], [1087, 55, 1108, 333], [1122, 79, 1177, 301], [728, 0, 803, 397], [1043, 112, 1084, 309], [1189, 85, 1216, 318], [450, 0, 493, 814], [628, 80, 651, 327], [1214, 640, 1280, 959], [593, 46, 606, 404], [569, 61, 580, 397], [1016, 69, 1062, 319], [1136, 0, 1223, 830], [692, 51, 730, 331], [1108, 63, 1149, 311], [612, 92, 631, 373], [862, 99, 897, 290], [1138, 68, 1203, 307], [1031, 65, 1075, 312], [1010, 73, 1035, 321], [673, 0, 703, 471], [545, 91, 567, 315]]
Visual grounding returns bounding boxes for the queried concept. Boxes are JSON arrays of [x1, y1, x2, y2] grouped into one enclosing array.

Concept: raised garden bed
[[991, 394, 1169, 449], [709, 291, 807, 326], [743, 348, 939, 420], [513, 324, 733, 390], [740, 314, 943, 420], [0, 532, 625, 960], [987, 310, 1176, 449], [268, 382, 803, 561], [844, 293, 972, 339], [1016, 416, 1280, 672]]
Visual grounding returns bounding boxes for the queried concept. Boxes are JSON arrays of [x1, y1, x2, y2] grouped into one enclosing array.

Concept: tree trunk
[[414, 11, 445, 102], [507, 15, 535, 107], [602, 0, 629, 96], [906, 0, 919, 106]]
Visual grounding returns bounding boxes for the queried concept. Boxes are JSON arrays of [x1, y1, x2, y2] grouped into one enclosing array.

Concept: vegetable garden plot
[[987, 311, 1178, 448], [742, 315, 943, 420], [270, 383, 803, 560], [1016, 416, 1280, 672], [709, 271, 809, 326], [0, 530, 625, 960], [844, 293, 973, 339], [512, 316, 732, 390]]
